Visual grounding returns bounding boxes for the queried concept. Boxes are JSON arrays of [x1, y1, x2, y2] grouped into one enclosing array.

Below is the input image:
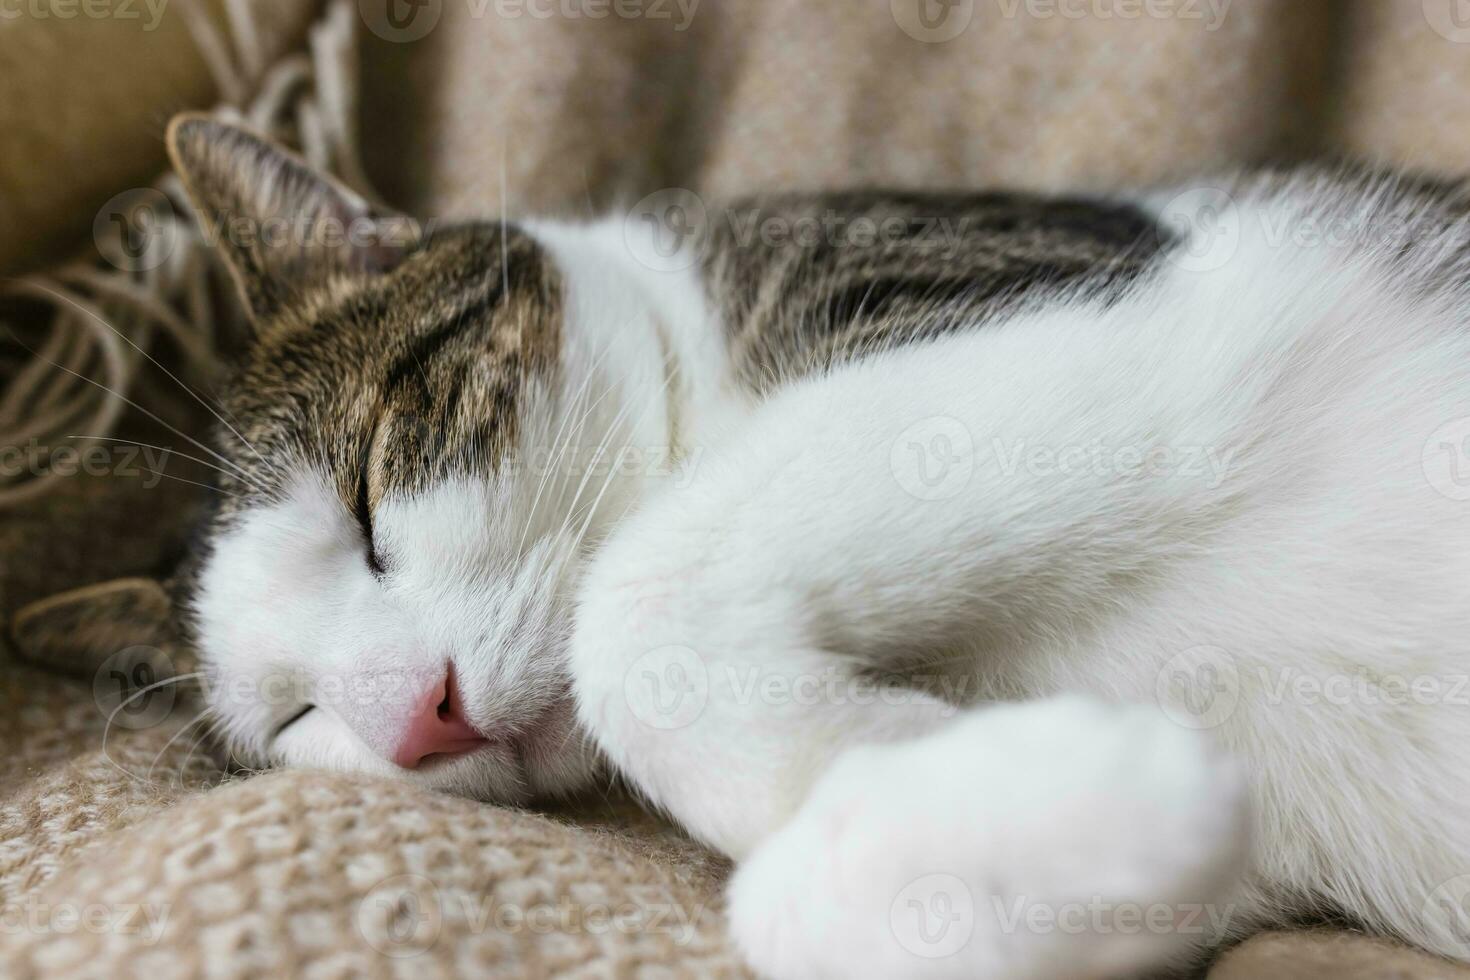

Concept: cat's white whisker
[[66, 435, 271, 493], [565, 364, 679, 559], [516, 331, 624, 556], [99, 671, 206, 783], [145, 706, 214, 784], [3, 325, 267, 491]]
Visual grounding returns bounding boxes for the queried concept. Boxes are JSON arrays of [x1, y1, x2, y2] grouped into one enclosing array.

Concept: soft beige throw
[[6, 1, 1470, 976]]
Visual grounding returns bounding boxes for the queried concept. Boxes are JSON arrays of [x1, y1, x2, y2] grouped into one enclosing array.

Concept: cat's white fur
[[196, 175, 1470, 978]]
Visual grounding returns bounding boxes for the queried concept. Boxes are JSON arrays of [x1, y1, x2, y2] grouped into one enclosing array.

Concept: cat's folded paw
[[727, 696, 1248, 980]]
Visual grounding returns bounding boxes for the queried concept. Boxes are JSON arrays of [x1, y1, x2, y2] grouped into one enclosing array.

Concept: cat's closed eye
[[354, 468, 386, 577], [273, 704, 315, 739]]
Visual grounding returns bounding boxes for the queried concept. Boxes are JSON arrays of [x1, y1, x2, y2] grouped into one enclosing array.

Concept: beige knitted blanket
[[6, 1, 1470, 976]]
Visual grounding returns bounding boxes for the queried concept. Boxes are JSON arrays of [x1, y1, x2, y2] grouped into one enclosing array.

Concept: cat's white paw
[[727, 697, 1249, 980]]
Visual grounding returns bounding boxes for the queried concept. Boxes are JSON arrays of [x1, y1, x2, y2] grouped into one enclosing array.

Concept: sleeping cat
[[167, 113, 1470, 979]]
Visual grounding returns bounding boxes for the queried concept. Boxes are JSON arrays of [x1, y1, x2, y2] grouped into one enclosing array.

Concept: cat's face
[[168, 116, 603, 802]]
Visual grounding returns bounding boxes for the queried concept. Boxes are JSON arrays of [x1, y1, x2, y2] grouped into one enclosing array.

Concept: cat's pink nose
[[391, 667, 488, 769]]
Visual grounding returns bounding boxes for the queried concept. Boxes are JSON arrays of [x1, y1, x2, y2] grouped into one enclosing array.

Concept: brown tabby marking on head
[[165, 116, 564, 527], [218, 223, 563, 520]]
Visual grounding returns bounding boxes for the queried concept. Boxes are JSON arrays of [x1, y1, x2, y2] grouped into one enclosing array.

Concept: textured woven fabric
[[0, 658, 747, 979], [1, 577, 742, 976], [8, 1, 1470, 976]]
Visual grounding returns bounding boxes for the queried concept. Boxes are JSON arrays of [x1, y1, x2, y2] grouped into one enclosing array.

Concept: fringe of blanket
[[0, 0, 371, 508]]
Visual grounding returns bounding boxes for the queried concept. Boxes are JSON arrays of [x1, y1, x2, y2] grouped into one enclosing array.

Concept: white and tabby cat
[[168, 113, 1470, 979]]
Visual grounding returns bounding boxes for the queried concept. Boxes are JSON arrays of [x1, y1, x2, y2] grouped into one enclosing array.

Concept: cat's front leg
[[570, 534, 1247, 978], [568, 510, 960, 858], [566, 355, 993, 858], [566, 338, 1250, 977], [728, 697, 1248, 980]]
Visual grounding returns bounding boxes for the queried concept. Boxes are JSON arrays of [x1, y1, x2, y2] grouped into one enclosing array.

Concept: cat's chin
[[400, 741, 538, 804], [409, 700, 602, 804], [283, 736, 596, 806], [270, 699, 601, 805], [515, 696, 605, 801]]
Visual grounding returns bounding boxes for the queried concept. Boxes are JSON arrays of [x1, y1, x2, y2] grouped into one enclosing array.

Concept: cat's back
[[698, 188, 1162, 390], [696, 171, 1470, 393]]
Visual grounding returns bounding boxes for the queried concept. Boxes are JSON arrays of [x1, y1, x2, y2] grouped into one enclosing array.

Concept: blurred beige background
[[6, 0, 1470, 274]]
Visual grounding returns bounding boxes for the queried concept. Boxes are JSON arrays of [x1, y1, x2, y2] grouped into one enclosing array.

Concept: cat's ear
[[165, 113, 418, 323]]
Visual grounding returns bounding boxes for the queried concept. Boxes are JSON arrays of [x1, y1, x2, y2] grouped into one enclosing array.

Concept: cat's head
[[167, 116, 613, 802]]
